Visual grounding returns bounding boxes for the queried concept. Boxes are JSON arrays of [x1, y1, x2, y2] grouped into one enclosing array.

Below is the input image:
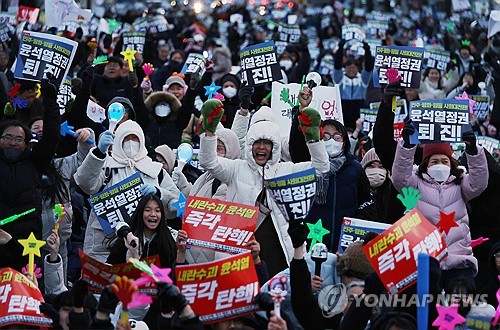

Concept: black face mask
[[2, 147, 23, 162]]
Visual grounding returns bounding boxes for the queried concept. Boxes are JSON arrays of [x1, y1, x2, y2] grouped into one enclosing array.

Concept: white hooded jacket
[[74, 120, 180, 262], [199, 120, 329, 264]]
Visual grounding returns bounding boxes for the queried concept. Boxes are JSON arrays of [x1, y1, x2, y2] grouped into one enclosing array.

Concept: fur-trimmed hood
[[144, 91, 182, 120]]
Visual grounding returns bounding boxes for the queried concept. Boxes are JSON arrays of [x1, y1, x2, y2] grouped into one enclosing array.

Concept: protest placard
[[17, 6, 39, 25], [59, 20, 90, 36], [363, 209, 447, 294], [87, 99, 106, 123], [469, 95, 490, 121], [180, 53, 206, 76], [270, 81, 343, 134], [182, 197, 258, 254], [240, 41, 282, 86], [264, 168, 316, 221], [364, 38, 381, 57], [318, 54, 335, 77], [14, 31, 78, 87], [0, 23, 10, 43], [175, 252, 259, 324], [370, 99, 408, 139], [425, 49, 451, 71], [338, 218, 391, 253], [122, 31, 146, 54], [367, 20, 389, 37], [477, 136, 500, 155], [277, 23, 301, 44], [374, 46, 424, 88], [274, 41, 288, 55], [79, 250, 159, 294], [88, 172, 144, 236], [0, 268, 52, 327], [134, 15, 168, 34], [342, 24, 365, 41], [57, 76, 72, 114], [410, 99, 470, 143], [360, 108, 378, 133]]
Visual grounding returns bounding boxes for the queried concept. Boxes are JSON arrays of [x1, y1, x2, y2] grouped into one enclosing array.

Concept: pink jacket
[[391, 140, 489, 274]]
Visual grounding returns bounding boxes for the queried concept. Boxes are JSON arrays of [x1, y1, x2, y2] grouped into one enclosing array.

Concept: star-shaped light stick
[[107, 19, 120, 34], [18, 232, 46, 279], [306, 219, 330, 251], [121, 47, 137, 72], [455, 91, 476, 115], [436, 211, 458, 235], [204, 82, 221, 99], [172, 193, 187, 218], [432, 304, 466, 330]]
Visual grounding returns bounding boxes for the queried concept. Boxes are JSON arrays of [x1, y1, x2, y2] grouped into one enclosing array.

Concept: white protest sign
[[270, 81, 343, 135], [87, 99, 106, 123]]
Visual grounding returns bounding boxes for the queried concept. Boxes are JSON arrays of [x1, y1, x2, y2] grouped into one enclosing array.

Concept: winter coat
[[417, 68, 459, 100], [144, 90, 196, 149], [91, 74, 136, 109], [199, 121, 330, 265], [391, 140, 489, 274], [211, 47, 232, 82], [0, 96, 60, 271], [74, 121, 180, 263], [44, 254, 67, 295]]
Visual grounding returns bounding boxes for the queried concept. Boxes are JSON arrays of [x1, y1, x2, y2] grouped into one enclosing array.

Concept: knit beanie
[[216, 128, 240, 160], [220, 74, 241, 90], [336, 241, 373, 279], [155, 145, 176, 174], [361, 148, 381, 169], [422, 143, 452, 160]]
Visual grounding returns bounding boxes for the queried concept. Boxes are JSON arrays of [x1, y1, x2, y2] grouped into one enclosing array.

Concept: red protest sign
[[0, 268, 52, 327], [17, 6, 40, 25], [362, 209, 448, 294], [175, 252, 259, 324], [79, 249, 160, 294], [182, 196, 258, 254]]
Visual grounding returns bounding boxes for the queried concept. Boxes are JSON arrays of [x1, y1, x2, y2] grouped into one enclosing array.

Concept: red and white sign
[[362, 209, 448, 294], [0, 268, 52, 327], [175, 252, 259, 324], [182, 197, 258, 254], [79, 250, 160, 294], [17, 6, 40, 25]]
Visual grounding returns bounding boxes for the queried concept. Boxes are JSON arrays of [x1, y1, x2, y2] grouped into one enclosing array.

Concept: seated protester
[[417, 67, 459, 100], [2, 79, 43, 125], [198, 97, 329, 277], [144, 73, 197, 149], [392, 124, 488, 285], [289, 86, 371, 251], [0, 79, 60, 272], [356, 148, 405, 224], [446, 72, 480, 99], [74, 120, 180, 263]]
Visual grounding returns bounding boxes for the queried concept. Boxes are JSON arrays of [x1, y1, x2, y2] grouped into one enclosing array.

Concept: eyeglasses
[[254, 140, 273, 147], [324, 133, 343, 142], [1, 135, 25, 144]]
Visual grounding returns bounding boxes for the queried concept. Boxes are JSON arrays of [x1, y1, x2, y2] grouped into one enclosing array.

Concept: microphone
[[116, 222, 137, 248], [302, 72, 322, 100]]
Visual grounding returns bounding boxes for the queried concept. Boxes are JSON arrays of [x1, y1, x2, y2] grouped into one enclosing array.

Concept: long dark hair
[[422, 67, 443, 90], [108, 195, 177, 267], [417, 155, 462, 184]]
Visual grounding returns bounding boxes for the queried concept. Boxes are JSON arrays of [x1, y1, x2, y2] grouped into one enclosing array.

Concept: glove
[[239, 81, 254, 110], [254, 292, 274, 314], [205, 60, 214, 73], [402, 120, 416, 149], [81, 66, 94, 86], [298, 107, 322, 142], [172, 167, 189, 189], [383, 81, 405, 104], [363, 272, 386, 295], [128, 71, 139, 88], [139, 184, 157, 196], [157, 282, 189, 314], [72, 279, 89, 308], [189, 72, 201, 90], [97, 286, 119, 314], [41, 75, 58, 101], [3, 102, 15, 116], [363, 41, 371, 52], [141, 78, 152, 93], [287, 221, 308, 248], [97, 131, 114, 154], [199, 99, 224, 134], [338, 39, 346, 51], [462, 130, 477, 155]]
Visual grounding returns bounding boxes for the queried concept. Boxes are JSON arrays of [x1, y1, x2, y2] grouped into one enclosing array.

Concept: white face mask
[[280, 59, 293, 70], [155, 104, 171, 117], [325, 139, 343, 157], [222, 87, 237, 99], [123, 140, 140, 158], [427, 164, 451, 182], [365, 168, 387, 188]]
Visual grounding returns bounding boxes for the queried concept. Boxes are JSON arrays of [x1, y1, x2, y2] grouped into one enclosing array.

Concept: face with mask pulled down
[[365, 161, 387, 188], [122, 134, 140, 159], [427, 154, 451, 182]]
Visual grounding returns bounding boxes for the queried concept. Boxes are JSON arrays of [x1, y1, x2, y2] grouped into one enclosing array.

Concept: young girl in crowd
[[418, 67, 459, 100]]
